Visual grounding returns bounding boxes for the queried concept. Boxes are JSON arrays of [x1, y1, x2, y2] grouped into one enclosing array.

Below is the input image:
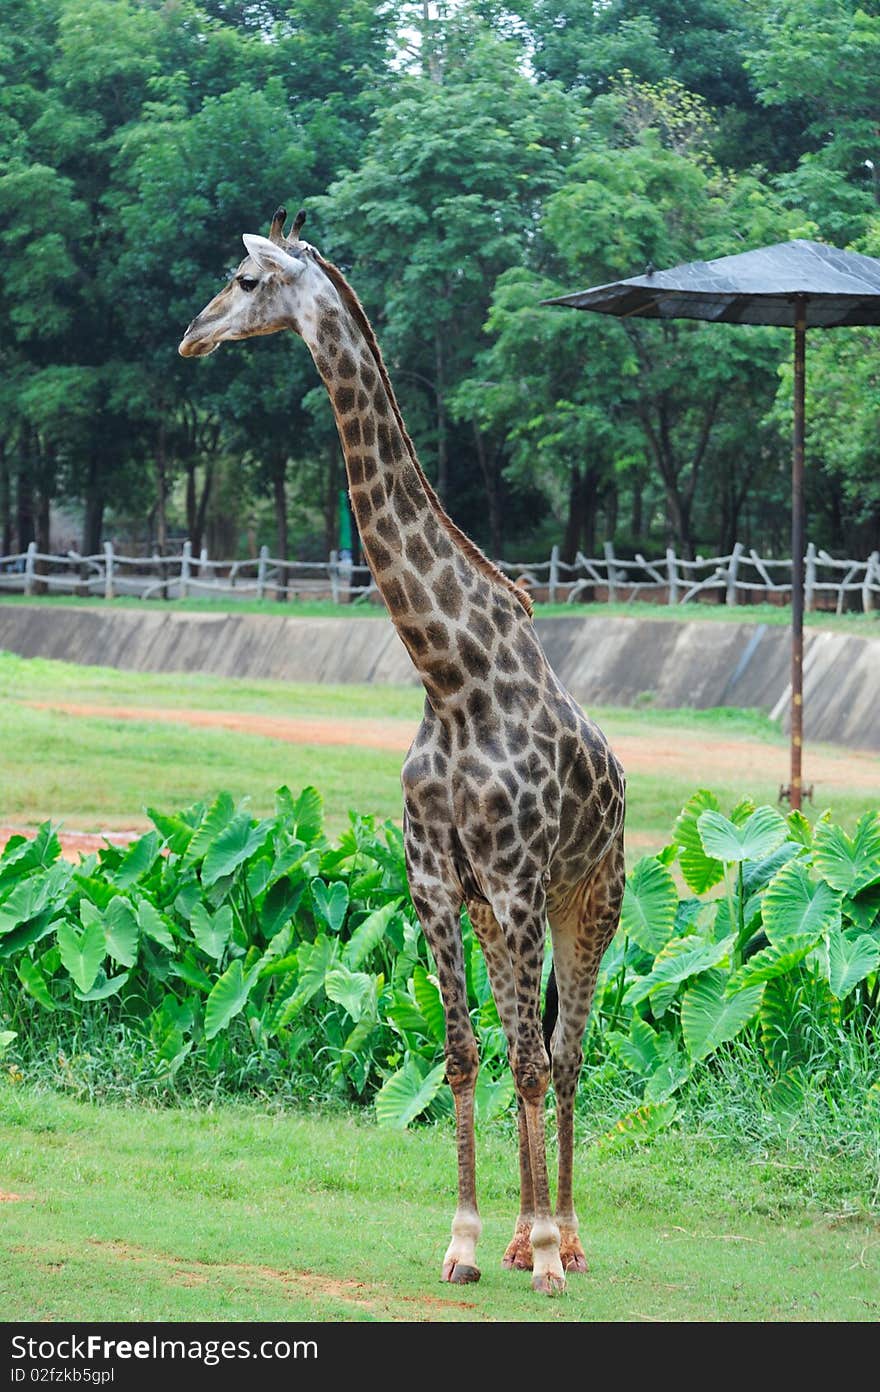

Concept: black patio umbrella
[[545, 239, 880, 811]]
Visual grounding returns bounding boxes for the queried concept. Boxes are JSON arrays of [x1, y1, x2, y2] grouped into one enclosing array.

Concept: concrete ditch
[[1, 603, 878, 752]]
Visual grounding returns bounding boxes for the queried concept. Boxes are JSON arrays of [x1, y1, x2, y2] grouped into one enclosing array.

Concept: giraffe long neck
[[300, 272, 528, 710]]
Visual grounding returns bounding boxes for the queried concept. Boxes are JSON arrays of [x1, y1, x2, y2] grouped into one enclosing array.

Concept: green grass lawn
[[1, 653, 877, 849], [3, 591, 879, 634], [1, 1085, 876, 1323]]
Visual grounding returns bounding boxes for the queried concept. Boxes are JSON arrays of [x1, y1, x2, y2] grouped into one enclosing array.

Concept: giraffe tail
[[542, 964, 558, 1063]]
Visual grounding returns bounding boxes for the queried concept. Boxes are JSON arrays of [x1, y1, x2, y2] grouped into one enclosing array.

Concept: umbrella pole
[[789, 298, 807, 812]]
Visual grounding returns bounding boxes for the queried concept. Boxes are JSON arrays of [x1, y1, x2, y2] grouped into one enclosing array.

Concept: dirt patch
[[6, 698, 878, 861], [23, 698, 880, 790], [86, 1238, 479, 1318], [0, 1191, 24, 1202], [27, 700, 415, 754], [0, 825, 144, 862]]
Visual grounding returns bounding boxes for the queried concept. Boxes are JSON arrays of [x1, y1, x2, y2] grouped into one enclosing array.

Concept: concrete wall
[[2, 604, 878, 751]]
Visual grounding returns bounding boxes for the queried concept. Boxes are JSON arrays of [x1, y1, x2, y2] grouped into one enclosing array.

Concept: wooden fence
[[1, 539, 878, 612]]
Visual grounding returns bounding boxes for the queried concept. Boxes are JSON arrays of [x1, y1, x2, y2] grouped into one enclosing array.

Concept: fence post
[[665, 547, 679, 604], [864, 551, 879, 614], [257, 545, 268, 601], [726, 541, 743, 606], [24, 541, 37, 596], [603, 540, 617, 604], [804, 541, 817, 613], [180, 540, 191, 599], [549, 544, 559, 604], [329, 549, 339, 604], [104, 541, 115, 600]]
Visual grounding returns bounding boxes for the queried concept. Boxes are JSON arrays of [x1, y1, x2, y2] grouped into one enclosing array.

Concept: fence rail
[[1, 539, 878, 612]]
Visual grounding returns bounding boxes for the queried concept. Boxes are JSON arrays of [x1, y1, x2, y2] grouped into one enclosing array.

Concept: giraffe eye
[[237, 276, 259, 292]]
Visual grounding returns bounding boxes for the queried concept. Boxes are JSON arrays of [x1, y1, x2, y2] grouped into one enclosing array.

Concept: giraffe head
[[178, 207, 324, 357]]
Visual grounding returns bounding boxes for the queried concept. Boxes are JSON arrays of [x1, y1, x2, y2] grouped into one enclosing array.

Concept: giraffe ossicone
[[179, 205, 626, 1296]]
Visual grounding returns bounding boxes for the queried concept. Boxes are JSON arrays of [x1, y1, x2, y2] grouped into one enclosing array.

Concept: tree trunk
[[473, 425, 503, 559], [82, 453, 104, 555], [560, 465, 584, 567], [630, 473, 643, 542], [186, 457, 214, 556], [603, 479, 618, 541], [155, 421, 168, 553], [272, 450, 288, 602], [323, 439, 341, 557], [0, 440, 10, 556], [16, 432, 35, 553]]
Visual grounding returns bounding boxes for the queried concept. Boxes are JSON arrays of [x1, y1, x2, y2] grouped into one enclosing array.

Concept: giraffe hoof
[[502, 1228, 533, 1270], [532, 1271, 566, 1296], [501, 1244, 533, 1271], [448, 1263, 481, 1285], [560, 1238, 588, 1273]]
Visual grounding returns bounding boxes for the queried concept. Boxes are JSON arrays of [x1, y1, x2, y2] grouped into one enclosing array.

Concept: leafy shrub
[[1, 787, 877, 1135]]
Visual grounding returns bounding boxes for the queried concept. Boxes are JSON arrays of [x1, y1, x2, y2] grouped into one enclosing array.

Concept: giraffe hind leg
[[548, 835, 626, 1274]]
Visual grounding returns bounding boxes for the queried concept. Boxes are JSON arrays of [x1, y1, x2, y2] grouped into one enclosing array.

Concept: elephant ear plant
[[596, 792, 880, 1134], [0, 788, 878, 1138]]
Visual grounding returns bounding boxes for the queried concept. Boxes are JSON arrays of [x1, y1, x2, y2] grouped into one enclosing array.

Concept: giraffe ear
[[242, 234, 303, 277]]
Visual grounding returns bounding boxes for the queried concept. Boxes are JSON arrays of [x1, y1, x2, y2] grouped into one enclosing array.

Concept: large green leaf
[[681, 968, 763, 1060], [273, 935, 339, 1027], [277, 785, 324, 844], [474, 1070, 515, 1123], [762, 859, 841, 947], [673, 790, 724, 893], [260, 877, 306, 940], [411, 963, 445, 1043], [609, 1019, 690, 1100], [57, 917, 106, 993], [598, 1100, 677, 1150], [813, 814, 880, 897], [625, 934, 735, 1007], [325, 964, 376, 1022], [0, 823, 61, 887], [826, 927, 880, 999], [136, 898, 174, 950], [16, 956, 56, 1010], [759, 976, 813, 1073], [310, 878, 349, 933], [698, 806, 788, 865], [146, 806, 196, 856], [374, 1058, 448, 1129], [620, 856, 678, 955], [76, 968, 130, 1002], [204, 959, 258, 1039], [343, 898, 400, 969], [103, 897, 139, 968], [0, 862, 71, 936], [113, 832, 160, 889], [202, 816, 273, 886], [190, 903, 232, 962], [727, 938, 818, 992], [183, 791, 236, 866], [844, 882, 880, 933]]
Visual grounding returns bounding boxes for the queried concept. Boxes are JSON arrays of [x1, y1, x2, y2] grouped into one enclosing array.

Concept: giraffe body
[[179, 208, 626, 1294]]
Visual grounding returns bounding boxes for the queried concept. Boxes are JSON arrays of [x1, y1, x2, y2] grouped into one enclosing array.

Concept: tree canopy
[[1, 0, 878, 567]]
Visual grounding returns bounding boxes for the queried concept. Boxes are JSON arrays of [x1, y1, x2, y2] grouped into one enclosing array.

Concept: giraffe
[[178, 207, 626, 1295]]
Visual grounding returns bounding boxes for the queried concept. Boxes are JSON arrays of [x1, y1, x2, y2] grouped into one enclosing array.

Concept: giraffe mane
[[307, 247, 534, 621]]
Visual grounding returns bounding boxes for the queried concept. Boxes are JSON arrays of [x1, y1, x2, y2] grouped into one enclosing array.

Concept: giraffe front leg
[[410, 881, 482, 1285], [467, 901, 535, 1272], [441, 1047, 482, 1285]]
